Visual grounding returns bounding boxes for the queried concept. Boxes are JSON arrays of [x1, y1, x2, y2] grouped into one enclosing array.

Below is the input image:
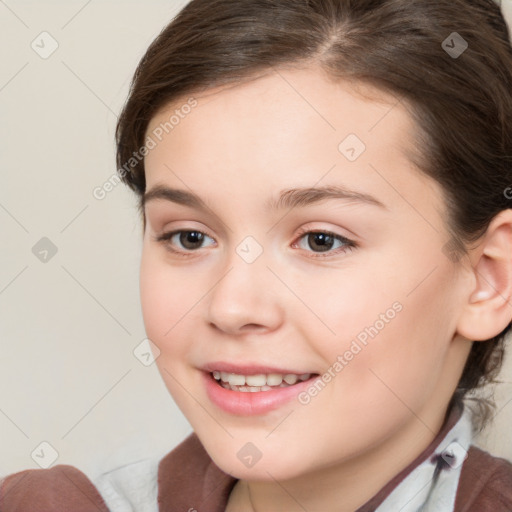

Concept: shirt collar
[[361, 399, 472, 512]]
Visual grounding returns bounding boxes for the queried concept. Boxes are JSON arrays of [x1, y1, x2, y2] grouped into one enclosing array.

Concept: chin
[[195, 430, 312, 482]]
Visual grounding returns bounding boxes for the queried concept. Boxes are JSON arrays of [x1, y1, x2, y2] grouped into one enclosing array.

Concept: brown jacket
[[1, 405, 512, 511]]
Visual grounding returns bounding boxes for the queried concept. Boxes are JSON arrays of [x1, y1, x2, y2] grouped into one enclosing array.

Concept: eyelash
[[293, 227, 357, 257], [153, 227, 357, 259]]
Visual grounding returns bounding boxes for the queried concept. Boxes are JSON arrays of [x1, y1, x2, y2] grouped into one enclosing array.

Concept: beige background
[[0, 0, 511, 479]]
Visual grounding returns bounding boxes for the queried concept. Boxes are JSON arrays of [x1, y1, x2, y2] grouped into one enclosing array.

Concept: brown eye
[[178, 231, 205, 250], [155, 229, 215, 254], [294, 229, 356, 257], [305, 232, 336, 252]]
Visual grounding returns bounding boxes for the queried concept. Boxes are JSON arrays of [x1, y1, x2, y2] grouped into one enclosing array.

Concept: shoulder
[[158, 432, 237, 511], [455, 445, 512, 512], [0, 435, 216, 512], [0, 455, 161, 512], [0, 464, 110, 512]]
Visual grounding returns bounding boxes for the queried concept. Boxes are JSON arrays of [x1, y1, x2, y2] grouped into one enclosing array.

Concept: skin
[[140, 66, 512, 511]]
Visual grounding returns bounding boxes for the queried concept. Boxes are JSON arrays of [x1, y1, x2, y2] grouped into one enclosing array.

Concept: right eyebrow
[[141, 185, 208, 213]]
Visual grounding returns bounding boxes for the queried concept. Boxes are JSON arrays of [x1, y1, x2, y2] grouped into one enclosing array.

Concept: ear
[[456, 209, 512, 341]]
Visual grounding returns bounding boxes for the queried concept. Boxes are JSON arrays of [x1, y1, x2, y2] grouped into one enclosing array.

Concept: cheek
[[139, 249, 196, 353], [139, 250, 201, 409], [309, 248, 455, 407]]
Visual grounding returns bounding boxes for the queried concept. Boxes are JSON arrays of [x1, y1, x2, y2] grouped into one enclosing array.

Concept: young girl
[[2, 0, 512, 510]]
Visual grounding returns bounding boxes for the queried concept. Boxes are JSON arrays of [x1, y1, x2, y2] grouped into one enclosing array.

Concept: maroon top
[[1, 402, 512, 511]]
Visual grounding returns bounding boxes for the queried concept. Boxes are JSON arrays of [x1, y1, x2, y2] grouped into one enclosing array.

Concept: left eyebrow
[[141, 184, 387, 213], [265, 185, 388, 211]]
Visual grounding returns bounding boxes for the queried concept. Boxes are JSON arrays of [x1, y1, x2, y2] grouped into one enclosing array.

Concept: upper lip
[[201, 361, 317, 376]]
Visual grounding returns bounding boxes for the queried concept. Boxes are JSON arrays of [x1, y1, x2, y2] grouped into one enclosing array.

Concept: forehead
[[146, 67, 408, 143], [147, 68, 410, 164], [142, 66, 443, 220]]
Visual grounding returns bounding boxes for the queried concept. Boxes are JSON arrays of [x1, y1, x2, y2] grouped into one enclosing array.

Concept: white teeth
[[245, 374, 267, 386], [227, 373, 246, 386], [267, 373, 283, 386], [283, 374, 298, 385], [212, 371, 312, 390]]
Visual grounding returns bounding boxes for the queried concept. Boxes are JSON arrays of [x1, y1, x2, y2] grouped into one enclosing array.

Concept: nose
[[204, 251, 284, 336]]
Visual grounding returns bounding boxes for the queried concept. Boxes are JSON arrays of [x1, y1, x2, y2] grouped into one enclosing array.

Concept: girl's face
[[140, 67, 473, 481]]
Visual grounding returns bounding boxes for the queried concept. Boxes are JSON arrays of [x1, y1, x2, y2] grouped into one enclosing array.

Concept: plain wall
[[1, 0, 511, 479]]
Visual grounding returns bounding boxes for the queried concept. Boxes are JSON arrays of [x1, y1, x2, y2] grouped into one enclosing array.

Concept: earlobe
[[456, 209, 512, 341]]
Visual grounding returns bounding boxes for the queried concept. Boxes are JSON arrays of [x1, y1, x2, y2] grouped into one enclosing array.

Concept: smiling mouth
[[210, 370, 319, 392]]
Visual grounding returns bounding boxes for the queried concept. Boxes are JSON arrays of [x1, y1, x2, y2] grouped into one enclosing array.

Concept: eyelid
[[154, 221, 216, 241], [153, 228, 216, 246], [294, 224, 354, 241]]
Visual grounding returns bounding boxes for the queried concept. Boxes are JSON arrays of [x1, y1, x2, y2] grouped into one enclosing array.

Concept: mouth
[[210, 370, 318, 392], [201, 366, 321, 415]]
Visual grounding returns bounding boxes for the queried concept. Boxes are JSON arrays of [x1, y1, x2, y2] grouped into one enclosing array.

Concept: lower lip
[[202, 371, 319, 416]]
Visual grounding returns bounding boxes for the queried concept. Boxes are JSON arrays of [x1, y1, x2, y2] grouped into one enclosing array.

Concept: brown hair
[[115, 0, 512, 431]]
